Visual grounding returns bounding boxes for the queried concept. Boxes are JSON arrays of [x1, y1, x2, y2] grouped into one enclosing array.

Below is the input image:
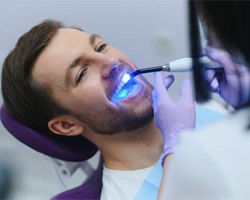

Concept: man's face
[[32, 28, 153, 135]]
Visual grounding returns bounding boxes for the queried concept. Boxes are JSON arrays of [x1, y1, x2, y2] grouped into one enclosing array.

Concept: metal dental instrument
[[129, 56, 221, 78]]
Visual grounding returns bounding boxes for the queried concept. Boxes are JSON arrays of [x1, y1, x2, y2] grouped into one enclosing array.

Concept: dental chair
[[0, 105, 103, 200]]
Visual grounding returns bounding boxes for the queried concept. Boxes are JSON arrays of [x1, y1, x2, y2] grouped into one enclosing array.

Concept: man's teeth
[[115, 80, 126, 94]]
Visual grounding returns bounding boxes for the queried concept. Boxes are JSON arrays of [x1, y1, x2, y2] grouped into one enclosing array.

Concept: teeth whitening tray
[[0, 56, 220, 200]]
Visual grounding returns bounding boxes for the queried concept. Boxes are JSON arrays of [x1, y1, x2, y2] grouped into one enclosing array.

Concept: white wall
[[0, 0, 190, 98]]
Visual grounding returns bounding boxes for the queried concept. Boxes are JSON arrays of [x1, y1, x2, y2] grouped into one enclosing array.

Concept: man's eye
[[96, 43, 108, 52], [76, 68, 87, 84]]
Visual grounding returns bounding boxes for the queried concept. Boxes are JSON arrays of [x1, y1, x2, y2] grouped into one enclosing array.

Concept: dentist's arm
[[152, 72, 195, 165], [157, 155, 172, 200]]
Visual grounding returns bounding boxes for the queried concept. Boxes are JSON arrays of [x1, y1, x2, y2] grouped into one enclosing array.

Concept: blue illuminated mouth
[[111, 73, 141, 101]]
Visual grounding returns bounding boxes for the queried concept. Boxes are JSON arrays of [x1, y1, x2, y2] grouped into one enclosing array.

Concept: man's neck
[[95, 121, 163, 170]]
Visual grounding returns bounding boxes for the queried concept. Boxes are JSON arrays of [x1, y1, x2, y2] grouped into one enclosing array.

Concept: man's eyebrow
[[90, 33, 102, 46]]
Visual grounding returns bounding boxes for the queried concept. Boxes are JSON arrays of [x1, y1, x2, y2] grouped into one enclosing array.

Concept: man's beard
[[76, 79, 154, 135]]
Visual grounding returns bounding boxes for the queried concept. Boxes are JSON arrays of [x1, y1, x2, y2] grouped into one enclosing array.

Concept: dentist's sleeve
[[158, 132, 232, 199]]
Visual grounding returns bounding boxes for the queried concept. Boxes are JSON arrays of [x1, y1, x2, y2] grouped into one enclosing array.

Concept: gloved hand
[[152, 72, 195, 165], [205, 46, 250, 109]]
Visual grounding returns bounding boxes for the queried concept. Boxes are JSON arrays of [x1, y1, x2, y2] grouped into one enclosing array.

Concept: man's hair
[[1, 20, 71, 134]]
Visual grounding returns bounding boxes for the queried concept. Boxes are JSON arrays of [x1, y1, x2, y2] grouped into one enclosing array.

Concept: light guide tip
[[121, 72, 131, 84]]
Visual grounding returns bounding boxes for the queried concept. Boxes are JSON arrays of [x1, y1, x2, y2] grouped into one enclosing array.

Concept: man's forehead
[[57, 28, 90, 39], [48, 28, 102, 50], [35, 28, 99, 67], [58, 28, 102, 39]]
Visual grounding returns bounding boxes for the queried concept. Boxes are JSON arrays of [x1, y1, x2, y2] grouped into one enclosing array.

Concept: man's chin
[[91, 106, 154, 135]]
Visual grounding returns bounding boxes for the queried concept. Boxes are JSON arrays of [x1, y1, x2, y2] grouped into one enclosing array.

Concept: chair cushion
[[0, 105, 98, 161]]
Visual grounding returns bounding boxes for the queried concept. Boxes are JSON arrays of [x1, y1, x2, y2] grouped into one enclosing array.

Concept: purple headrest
[[0, 105, 98, 161]]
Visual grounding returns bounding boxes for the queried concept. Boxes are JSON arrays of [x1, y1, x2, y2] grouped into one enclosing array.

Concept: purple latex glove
[[152, 72, 195, 165], [205, 46, 250, 109]]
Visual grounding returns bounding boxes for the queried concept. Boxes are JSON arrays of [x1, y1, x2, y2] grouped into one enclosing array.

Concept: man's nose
[[95, 54, 118, 79]]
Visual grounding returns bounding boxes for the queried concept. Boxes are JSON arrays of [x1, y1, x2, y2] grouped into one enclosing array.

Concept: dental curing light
[[112, 56, 221, 101], [129, 56, 221, 79]]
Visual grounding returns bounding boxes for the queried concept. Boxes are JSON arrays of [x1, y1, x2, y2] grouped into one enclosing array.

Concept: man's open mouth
[[111, 70, 142, 101]]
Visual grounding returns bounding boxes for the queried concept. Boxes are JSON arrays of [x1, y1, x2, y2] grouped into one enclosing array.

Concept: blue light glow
[[112, 84, 139, 102], [115, 88, 131, 99], [111, 71, 141, 102], [121, 73, 131, 84]]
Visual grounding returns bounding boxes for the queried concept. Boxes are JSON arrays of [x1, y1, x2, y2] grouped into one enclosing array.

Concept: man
[[1, 20, 194, 199]]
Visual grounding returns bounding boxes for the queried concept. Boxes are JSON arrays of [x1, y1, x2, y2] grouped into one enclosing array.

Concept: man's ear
[[48, 116, 84, 136]]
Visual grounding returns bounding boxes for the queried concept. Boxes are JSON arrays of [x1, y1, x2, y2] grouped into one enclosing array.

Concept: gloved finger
[[237, 64, 250, 102], [163, 74, 175, 89], [204, 69, 216, 83], [179, 79, 194, 105], [198, 49, 207, 57], [209, 77, 220, 93], [154, 72, 172, 101], [205, 46, 237, 75], [152, 89, 158, 114]]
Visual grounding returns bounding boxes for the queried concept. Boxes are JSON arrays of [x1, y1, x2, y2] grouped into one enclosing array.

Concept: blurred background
[[0, 0, 191, 199]]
